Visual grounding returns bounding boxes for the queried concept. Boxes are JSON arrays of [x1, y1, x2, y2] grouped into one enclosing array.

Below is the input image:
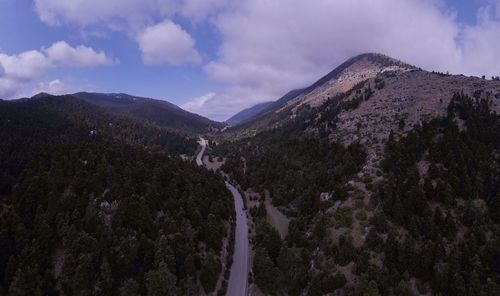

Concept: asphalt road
[[196, 138, 249, 295], [225, 181, 249, 296], [196, 138, 207, 166]]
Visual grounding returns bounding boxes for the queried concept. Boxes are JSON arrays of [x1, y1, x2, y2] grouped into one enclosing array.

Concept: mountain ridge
[[30, 91, 225, 133]]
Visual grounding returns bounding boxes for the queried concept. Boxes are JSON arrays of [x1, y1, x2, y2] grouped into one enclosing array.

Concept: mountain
[[226, 101, 274, 125], [66, 92, 225, 133], [225, 53, 500, 140], [213, 53, 500, 295], [225, 53, 415, 129]]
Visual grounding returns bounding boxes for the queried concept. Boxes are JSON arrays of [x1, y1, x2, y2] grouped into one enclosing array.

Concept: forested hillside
[[372, 93, 500, 295], [214, 92, 500, 295], [213, 110, 367, 295], [0, 97, 233, 295], [71, 92, 225, 133]]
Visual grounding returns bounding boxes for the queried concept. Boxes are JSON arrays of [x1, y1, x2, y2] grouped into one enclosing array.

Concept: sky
[[1, 0, 500, 120]]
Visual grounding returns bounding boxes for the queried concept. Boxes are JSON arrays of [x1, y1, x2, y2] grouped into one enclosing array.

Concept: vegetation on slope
[[0, 97, 233, 295], [214, 91, 500, 295], [372, 92, 500, 295], [213, 110, 366, 295]]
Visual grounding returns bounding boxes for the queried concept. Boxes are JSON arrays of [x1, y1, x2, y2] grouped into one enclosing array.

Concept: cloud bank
[[0, 41, 112, 98]]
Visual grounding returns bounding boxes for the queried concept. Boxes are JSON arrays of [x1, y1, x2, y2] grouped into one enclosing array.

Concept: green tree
[[146, 262, 177, 296], [154, 234, 175, 270], [94, 257, 113, 296], [253, 248, 279, 294], [199, 251, 221, 294], [119, 278, 140, 296]]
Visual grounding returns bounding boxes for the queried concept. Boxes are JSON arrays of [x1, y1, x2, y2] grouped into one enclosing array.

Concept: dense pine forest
[[0, 97, 234, 295], [214, 93, 500, 295], [373, 93, 500, 295]]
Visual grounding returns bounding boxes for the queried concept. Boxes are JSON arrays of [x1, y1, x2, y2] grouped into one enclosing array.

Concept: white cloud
[[137, 20, 201, 65], [45, 41, 114, 66], [459, 2, 500, 78], [182, 92, 216, 113], [1, 51, 51, 84], [205, 0, 458, 98], [35, 1, 201, 66], [0, 78, 19, 99], [0, 62, 5, 77], [179, 0, 232, 22], [34, 0, 177, 29], [0, 41, 112, 99], [32, 79, 67, 96], [34, 0, 227, 27]]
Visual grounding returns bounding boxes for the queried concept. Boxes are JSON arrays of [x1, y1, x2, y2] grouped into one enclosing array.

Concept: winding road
[[196, 138, 208, 166], [196, 138, 249, 296]]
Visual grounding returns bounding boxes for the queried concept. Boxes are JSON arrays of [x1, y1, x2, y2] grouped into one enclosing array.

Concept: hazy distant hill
[[226, 101, 274, 125], [69, 92, 225, 132]]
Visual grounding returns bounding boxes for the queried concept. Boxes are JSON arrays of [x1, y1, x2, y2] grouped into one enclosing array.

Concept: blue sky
[[0, 0, 222, 103], [1, 0, 500, 120]]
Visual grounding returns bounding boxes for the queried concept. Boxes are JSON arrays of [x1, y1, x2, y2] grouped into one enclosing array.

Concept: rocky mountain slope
[[225, 53, 500, 165], [227, 53, 500, 135], [225, 53, 415, 128]]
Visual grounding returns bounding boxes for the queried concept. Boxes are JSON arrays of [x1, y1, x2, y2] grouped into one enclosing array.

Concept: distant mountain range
[[32, 91, 225, 133]]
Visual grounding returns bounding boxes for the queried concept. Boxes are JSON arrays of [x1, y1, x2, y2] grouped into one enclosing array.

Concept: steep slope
[[224, 53, 500, 143], [225, 53, 415, 130], [285, 53, 414, 108], [226, 101, 274, 125], [69, 92, 225, 132]]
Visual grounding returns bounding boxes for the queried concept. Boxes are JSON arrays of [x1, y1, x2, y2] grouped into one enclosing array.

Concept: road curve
[[196, 138, 249, 296], [196, 138, 207, 166]]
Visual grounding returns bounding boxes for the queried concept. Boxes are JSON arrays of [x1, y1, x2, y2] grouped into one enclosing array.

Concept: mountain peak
[[282, 52, 416, 108], [31, 92, 53, 99], [226, 53, 417, 127], [347, 52, 414, 69]]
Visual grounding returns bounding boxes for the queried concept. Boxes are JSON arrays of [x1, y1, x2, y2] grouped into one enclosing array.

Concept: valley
[[2, 53, 500, 296], [3, 1, 500, 295]]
